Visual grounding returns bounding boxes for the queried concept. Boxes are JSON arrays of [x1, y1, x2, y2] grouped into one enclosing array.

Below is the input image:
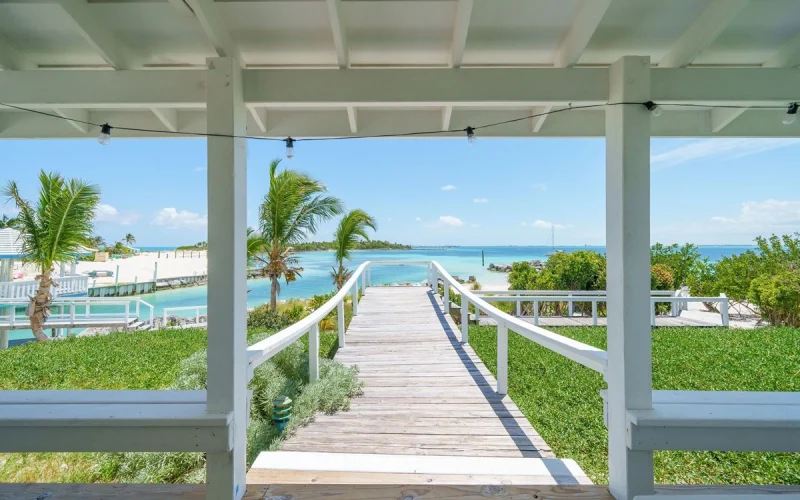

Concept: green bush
[[748, 270, 800, 327], [247, 304, 295, 330], [650, 243, 702, 288]]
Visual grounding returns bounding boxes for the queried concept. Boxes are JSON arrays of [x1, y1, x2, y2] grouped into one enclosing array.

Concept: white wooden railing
[[0, 296, 155, 330], [163, 305, 208, 327], [0, 275, 89, 299], [475, 292, 729, 326]]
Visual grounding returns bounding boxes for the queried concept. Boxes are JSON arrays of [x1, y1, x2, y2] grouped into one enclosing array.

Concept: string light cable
[[0, 101, 796, 155]]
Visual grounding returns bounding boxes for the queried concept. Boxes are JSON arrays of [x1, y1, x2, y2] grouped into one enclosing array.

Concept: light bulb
[[643, 101, 662, 117], [97, 123, 112, 145], [783, 103, 798, 125], [285, 137, 295, 159], [465, 126, 476, 145]]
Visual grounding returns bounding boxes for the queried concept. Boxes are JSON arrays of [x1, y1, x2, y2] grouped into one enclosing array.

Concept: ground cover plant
[[469, 324, 800, 485]]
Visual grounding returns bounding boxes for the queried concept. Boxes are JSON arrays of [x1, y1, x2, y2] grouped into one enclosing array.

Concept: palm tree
[[0, 214, 18, 229], [3, 170, 100, 341], [124, 233, 136, 246], [259, 159, 343, 310], [87, 235, 106, 250], [330, 210, 377, 289]]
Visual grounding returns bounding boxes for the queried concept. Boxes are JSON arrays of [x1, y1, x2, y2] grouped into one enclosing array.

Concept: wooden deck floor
[[280, 286, 553, 458]]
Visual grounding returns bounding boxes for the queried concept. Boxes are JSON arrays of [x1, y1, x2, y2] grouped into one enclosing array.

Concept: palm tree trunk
[[270, 277, 279, 311], [28, 268, 55, 342]]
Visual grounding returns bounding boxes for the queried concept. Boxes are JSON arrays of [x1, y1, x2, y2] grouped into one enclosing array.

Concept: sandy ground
[[73, 251, 208, 286]]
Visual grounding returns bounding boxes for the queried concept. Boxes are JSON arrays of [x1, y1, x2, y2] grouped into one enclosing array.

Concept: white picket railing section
[[0, 275, 89, 299], [163, 305, 208, 327], [0, 296, 154, 331]]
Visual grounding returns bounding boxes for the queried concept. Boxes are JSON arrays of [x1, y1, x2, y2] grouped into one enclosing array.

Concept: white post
[[163, 309, 168, 326], [70, 261, 76, 278], [720, 293, 729, 327], [605, 55, 654, 500], [443, 282, 450, 314], [592, 299, 598, 326], [0, 329, 8, 350], [352, 279, 359, 316], [650, 300, 656, 327], [115, 265, 119, 286], [153, 262, 158, 282], [337, 300, 346, 348], [309, 323, 320, 382], [461, 295, 469, 343], [205, 56, 248, 500], [497, 321, 508, 395], [533, 299, 539, 326], [516, 293, 521, 316], [124, 303, 129, 328], [361, 270, 366, 295], [367, 267, 371, 287], [567, 292, 573, 317]]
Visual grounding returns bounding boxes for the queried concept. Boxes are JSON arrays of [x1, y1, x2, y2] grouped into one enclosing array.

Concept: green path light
[[272, 395, 292, 433]]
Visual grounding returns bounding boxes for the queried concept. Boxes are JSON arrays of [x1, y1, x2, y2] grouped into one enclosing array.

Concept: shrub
[[247, 304, 294, 330], [748, 270, 800, 327], [650, 243, 702, 288]]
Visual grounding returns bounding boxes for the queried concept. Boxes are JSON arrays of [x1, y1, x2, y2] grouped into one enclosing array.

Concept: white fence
[[163, 305, 208, 327], [0, 296, 154, 331], [0, 275, 89, 299]]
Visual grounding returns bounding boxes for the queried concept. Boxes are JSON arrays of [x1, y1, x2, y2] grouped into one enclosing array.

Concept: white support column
[[461, 296, 469, 343], [352, 279, 358, 316], [337, 300, 346, 348], [309, 323, 320, 382], [605, 55, 654, 500], [443, 283, 450, 314], [497, 321, 508, 395], [205, 56, 248, 500]]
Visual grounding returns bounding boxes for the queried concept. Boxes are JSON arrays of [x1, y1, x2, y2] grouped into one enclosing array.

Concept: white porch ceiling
[[0, 0, 798, 138]]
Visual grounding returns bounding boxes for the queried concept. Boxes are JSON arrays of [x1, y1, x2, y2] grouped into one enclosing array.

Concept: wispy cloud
[[95, 203, 139, 225], [525, 219, 568, 229], [415, 217, 421, 222], [387, 218, 392, 222], [533, 183, 547, 191], [441, 185, 457, 191], [651, 138, 800, 169], [439, 215, 464, 227], [193, 166, 207, 172], [152, 208, 208, 230], [710, 199, 800, 228], [473, 198, 488, 203]]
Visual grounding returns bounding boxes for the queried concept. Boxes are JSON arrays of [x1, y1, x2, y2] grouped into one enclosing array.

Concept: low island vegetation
[[292, 239, 411, 252]]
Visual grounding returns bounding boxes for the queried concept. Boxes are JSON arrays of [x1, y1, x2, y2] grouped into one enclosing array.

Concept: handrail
[[163, 305, 207, 326], [472, 289, 675, 296], [431, 261, 608, 375]]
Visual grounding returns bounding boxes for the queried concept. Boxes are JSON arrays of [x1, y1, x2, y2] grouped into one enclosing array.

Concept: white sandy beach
[[74, 251, 208, 286]]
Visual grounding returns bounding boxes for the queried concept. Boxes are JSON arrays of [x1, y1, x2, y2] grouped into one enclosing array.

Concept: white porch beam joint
[[0, 34, 37, 70], [710, 107, 746, 133], [186, 0, 242, 62], [532, 105, 552, 133], [151, 108, 179, 132], [442, 106, 453, 131], [346, 106, 357, 134], [764, 33, 800, 68], [53, 108, 90, 134], [326, 0, 349, 68], [658, 0, 749, 68], [166, 0, 195, 16], [205, 56, 247, 500], [449, 0, 474, 67], [57, 0, 136, 69], [553, 0, 612, 68], [247, 105, 267, 133], [606, 56, 654, 500]]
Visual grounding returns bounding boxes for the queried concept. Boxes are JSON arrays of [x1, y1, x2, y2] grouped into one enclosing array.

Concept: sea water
[[6, 245, 752, 342]]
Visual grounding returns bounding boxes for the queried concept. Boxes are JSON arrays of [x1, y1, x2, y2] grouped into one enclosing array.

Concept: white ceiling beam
[[151, 108, 179, 132], [0, 34, 37, 70], [326, 0, 349, 68], [449, 0, 473, 67], [764, 32, 800, 68], [57, 0, 137, 69], [441, 106, 453, 131], [166, 0, 194, 16], [346, 106, 357, 133], [532, 105, 552, 133], [53, 108, 90, 134], [185, 0, 241, 61], [658, 0, 749, 68], [710, 107, 745, 133], [553, 0, 612, 68], [3, 68, 799, 108], [247, 105, 267, 133]]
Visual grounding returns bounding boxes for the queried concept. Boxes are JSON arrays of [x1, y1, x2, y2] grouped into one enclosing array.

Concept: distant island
[[293, 240, 411, 251], [176, 241, 208, 251]]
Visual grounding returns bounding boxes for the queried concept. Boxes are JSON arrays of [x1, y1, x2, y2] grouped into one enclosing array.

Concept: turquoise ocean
[[7, 245, 752, 342]]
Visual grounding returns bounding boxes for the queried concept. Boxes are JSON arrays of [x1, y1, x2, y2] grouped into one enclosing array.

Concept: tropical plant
[[87, 234, 106, 250], [124, 233, 136, 246], [650, 243, 702, 288], [258, 159, 343, 310], [3, 170, 100, 341], [0, 214, 18, 229], [330, 209, 377, 289]]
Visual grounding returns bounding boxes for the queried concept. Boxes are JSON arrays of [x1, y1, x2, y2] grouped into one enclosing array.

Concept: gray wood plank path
[[281, 286, 554, 458]]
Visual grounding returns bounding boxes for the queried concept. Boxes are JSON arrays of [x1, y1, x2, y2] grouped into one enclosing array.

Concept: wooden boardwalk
[[280, 286, 553, 459]]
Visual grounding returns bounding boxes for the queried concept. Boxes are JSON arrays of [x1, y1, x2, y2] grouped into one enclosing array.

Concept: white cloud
[[193, 166, 207, 172], [439, 215, 464, 227], [387, 218, 392, 222], [95, 203, 139, 225], [473, 198, 488, 203], [441, 185, 457, 191], [152, 208, 208, 230], [415, 217, 421, 222], [533, 183, 548, 191], [529, 219, 568, 229], [651, 138, 800, 169], [710, 199, 800, 228]]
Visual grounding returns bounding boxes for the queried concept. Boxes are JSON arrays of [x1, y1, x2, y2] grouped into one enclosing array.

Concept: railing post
[[70, 303, 76, 325], [533, 299, 539, 326], [567, 292, 573, 317], [135, 299, 140, 318], [461, 295, 469, 343], [352, 279, 359, 316], [592, 300, 598, 326], [309, 323, 320, 382], [362, 267, 367, 295], [650, 299, 656, 327], [124, 303, 129, 329], [720, 293, 729, 327], [337, 300, 346, 348], [163, 310, 168, 326], [443, 282, 450, 314], [0, 329, 7, 350], [516, 293, 521, 316], [497, 321, 508, 395], [196, 308, 201, 324]]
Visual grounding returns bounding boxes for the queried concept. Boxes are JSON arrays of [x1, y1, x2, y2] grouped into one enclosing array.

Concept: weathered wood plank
[[256, 484, 614, 498]]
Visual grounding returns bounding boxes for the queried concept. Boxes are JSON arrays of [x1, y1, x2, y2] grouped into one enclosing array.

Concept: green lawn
[[469, 325, 800, 485]]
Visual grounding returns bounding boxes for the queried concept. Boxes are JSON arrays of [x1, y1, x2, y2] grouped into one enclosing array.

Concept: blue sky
[[1, 137, 799, 247]]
